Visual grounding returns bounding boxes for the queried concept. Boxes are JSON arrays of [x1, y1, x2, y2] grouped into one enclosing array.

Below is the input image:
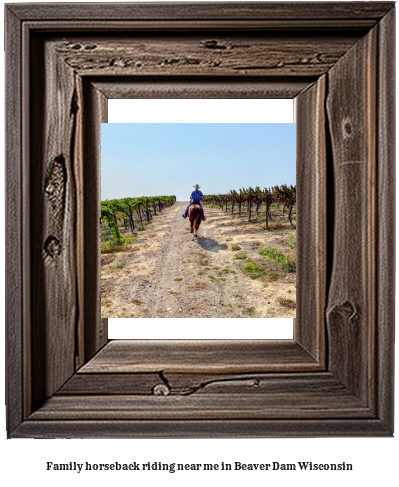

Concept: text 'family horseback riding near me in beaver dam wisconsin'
[[45, 460, 353, 473]]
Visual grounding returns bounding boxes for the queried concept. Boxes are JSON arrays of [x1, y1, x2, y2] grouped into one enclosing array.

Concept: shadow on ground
[[196, 237, 228, 253]]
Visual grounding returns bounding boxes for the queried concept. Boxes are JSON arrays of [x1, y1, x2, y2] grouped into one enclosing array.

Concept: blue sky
[[101, 123, 296, 201]]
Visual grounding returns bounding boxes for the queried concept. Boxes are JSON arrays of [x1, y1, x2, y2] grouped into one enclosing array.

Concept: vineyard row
[[202, 184, 296, 229], [101, 195, 176, 243]]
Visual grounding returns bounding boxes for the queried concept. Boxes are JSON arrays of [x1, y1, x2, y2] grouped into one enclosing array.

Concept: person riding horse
[[182, 184, 206, 220]]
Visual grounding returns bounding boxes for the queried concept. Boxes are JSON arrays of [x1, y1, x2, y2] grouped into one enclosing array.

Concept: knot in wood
[[43, 236, 61, 259], [152, 383, 170, 396], [202, 40, 227, 50], [339, 301, 357, 321], [328, 301, 358, 322], [343, 119, 353, 137], [83, 44, 97, 51], [45, 155, 66, 213], [45, 181, 56, 196]]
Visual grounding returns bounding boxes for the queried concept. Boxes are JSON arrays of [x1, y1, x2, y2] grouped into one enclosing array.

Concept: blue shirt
[[191, 190, 203, 204]]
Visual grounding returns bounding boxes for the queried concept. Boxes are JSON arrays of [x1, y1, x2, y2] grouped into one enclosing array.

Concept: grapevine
[[101, 195, 176, 247], [203, 185, 296, 229]]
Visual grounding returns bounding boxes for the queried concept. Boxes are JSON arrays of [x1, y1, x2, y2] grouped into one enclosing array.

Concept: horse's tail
[[194, 205, 203, 229], [189, 204, 203, 233]]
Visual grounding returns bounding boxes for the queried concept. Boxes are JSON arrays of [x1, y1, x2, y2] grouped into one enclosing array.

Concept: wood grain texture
[[30, 37, 79, 407], [92, 78, 312, 99], [20, 19, 386, 32], [5, 6, 24, 437], [81, 81, 108, 364], [53, 33, 360, 78], [376, 7, 395, 432], [35, 372, 374, 421], [326, 27, 377, 405], [29, 394, 371, 421], [60, 371, 351, 397], [13, 418, 392, 439], [79, 340, 320, 374], [58, 372, 162, 395], [295, 76, 326, 363], [7, 2, 394, 22]]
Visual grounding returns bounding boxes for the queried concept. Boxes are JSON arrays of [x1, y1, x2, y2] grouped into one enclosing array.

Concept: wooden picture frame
[[5, 2, 395, 438]]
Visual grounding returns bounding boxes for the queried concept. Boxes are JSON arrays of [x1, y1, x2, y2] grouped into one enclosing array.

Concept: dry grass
[[263, 270, 285, 282], [268, 218, 284, 230], [101, 244, 134, 254], [101, 255, 116, 265], [186, 282, 209, 291], [278, 297, 296, 309], [244, 307, 255, 316]]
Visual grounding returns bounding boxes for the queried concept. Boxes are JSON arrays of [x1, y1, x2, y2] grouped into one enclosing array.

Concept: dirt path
[[101, 202, 296, 318]]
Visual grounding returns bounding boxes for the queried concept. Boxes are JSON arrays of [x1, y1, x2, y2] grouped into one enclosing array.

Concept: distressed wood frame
[[5, 2, 395, 438]]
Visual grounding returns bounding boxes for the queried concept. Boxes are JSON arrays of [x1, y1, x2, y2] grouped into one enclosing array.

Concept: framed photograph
[[101, 114, 297, 335], [5, 2, 395, 437]]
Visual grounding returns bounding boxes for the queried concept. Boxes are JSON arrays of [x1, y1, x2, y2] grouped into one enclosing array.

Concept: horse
[[188, 204, 203, 237]]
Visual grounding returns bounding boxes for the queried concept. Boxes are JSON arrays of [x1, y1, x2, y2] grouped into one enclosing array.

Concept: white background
[[0, 1, 398, 486]]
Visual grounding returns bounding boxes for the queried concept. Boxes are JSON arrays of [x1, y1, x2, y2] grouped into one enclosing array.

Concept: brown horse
[[188, 204, 203, 237]]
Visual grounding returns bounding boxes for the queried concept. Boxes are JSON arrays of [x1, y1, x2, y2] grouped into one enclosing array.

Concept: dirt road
[[101, 202, 296, 318]]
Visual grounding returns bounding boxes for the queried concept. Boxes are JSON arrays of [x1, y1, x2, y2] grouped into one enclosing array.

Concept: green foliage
[[287, 233, 296, 248], [231, 244, 241, 251], [243, 261, 265, 279], [234, 252, 247, 260], [101, 194, 176, 250], [258, 247, 296, 272], [101, 201, 123, 243], [219, 268, 236, 275]]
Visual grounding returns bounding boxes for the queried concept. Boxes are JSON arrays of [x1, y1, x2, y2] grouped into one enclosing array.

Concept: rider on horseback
[[182, 184, 206, 220]]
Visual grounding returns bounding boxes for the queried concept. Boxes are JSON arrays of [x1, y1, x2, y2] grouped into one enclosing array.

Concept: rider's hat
[[193, 184, 201, 189]]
